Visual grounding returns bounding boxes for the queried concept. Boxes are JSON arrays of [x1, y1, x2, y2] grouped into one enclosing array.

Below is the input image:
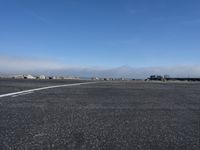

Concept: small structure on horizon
[[12, 74, 36, 79], [91, 77, 99, 80], [36, 75, 46, 79], [24, 75, 36, 79], [148, 75, 164, 81], [48, 76, 56, 80], [12, 75, 24, 79], [164, 75, 170, 79]]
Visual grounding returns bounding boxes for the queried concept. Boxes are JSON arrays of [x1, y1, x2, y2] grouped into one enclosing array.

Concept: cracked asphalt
[[0, 79, 199, 150]]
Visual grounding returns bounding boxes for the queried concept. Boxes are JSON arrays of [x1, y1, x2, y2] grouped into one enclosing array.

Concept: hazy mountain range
[[1, 55, 200, 78]]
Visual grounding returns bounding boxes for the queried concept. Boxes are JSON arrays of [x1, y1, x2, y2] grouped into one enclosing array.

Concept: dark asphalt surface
[[0, 80, 199, 150], [0, 79, 89, 95]]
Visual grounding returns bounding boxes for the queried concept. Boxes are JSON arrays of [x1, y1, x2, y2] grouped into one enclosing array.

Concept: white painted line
[[0, 82, 96, 98], [12, 91, 34, 97]]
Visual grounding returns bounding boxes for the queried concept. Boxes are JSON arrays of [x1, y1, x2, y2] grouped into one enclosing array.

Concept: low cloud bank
[[1, 55, 200, 78], [0, 55, 66, 71]]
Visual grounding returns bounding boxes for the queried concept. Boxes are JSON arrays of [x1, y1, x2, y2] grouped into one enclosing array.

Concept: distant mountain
[[1, 55, 200, 78], [1, 63, 200, 79]]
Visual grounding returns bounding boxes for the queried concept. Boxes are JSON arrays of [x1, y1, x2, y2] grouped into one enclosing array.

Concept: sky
[[0, 0, 200, 77]]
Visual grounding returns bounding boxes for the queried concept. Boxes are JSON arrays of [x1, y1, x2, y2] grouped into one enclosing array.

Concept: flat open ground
[[0, 79, 199, 150]]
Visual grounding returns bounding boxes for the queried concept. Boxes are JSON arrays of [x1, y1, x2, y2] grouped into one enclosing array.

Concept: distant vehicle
[[149, 75, 164, 81]]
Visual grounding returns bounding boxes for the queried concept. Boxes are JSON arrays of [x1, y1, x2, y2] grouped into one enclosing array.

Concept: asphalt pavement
[[0, 79, 199, 150]]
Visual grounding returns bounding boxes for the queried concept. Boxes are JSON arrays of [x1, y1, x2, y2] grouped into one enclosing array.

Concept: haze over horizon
[[1, 0, 200, 77]]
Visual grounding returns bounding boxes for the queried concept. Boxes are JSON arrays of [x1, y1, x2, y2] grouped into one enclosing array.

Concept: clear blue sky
[[0, 0, 200, 68]]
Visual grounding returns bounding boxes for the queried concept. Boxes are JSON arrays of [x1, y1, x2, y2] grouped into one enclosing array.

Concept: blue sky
[[0, 0, 200, 74]]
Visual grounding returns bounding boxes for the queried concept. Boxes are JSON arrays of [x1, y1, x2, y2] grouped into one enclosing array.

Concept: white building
[[24, 75, 36, 79], [91, 77, 99, 80], [38, 75, 46, 79], [13, 75, 24, 79]]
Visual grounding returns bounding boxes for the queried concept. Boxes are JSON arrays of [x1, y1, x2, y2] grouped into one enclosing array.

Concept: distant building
[[103, 78, 113, 81], [24, 75, 36, 79], [37, 75, 46, 79], [63, 76, 75, 80], [54, 76, 62, 80], [91, 77, 99, 80], [115, 77, 125, 81], [149, 75, 164, 81], [13, 75, 24, 79], [58, 76, 80, 80], [164, 75, 170, 79], [48, 76, 56, 79]]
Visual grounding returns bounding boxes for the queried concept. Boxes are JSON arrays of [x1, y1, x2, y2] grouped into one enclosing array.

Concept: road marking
[[0, 82, 96, 98], [12, 91, 34, 97]]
